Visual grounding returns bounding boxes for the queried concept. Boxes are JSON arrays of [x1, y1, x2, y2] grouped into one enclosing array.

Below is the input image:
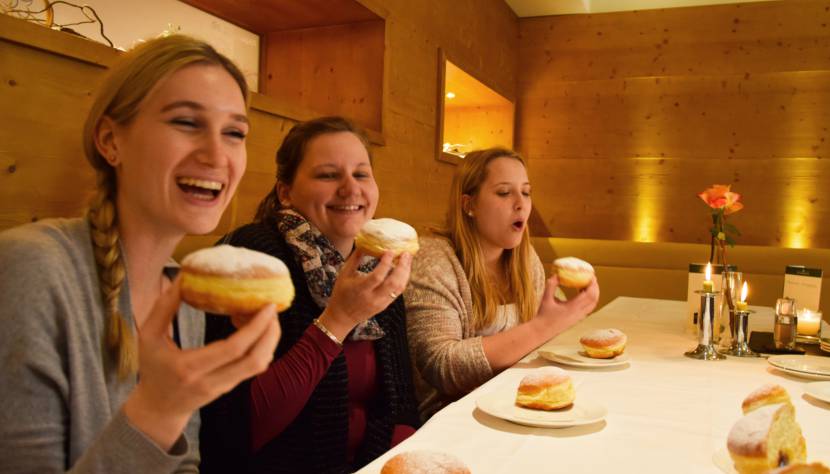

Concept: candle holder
[[685, 290, 726, 360], [795, 309, 822, 344], [719, 309, 760, 357]]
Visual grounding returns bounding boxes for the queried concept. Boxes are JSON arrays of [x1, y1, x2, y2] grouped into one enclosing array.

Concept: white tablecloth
[[358, 297, 830, 473]]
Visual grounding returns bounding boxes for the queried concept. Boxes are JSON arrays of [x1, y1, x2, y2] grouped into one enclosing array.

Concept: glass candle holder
[[796, 308, 822, 343]]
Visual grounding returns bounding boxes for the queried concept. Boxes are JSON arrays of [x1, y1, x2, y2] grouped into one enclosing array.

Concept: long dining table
[[358, 297, 830, 473]]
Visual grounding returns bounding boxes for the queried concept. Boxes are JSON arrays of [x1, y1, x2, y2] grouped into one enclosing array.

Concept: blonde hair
[[83, 35, 248, 378], [437, 147, 537, 330]]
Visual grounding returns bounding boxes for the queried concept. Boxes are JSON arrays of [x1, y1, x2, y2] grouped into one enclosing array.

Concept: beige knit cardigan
[[404, 236, 545, 421]]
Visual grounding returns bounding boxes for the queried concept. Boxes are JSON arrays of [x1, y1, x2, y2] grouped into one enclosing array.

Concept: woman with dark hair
[[200, 116, 420, 473], [0, 35, 279, 472]]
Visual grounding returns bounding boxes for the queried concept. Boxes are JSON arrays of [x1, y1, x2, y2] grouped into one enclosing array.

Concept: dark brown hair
[[254, 116, 372, 224]]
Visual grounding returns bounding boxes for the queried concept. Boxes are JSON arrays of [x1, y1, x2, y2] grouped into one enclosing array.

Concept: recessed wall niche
[[436, 49, 515, 164], [182, 0, 385, 135]]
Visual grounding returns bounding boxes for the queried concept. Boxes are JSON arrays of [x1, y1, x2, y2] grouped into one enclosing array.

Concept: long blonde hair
[[437, 147, 537, 330], [83, 35, 248, 378]]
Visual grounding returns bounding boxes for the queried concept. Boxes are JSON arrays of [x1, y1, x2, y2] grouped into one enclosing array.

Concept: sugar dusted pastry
[[515, 366, 575, 410], [355, 218, 419, 258], [727, 403, 807, 474], [580, 328, 627, 359], [381, 450, 470, 474], [553, 257, 595, 289], [742, 383, 791, 414], [181, 245, 295, 315]]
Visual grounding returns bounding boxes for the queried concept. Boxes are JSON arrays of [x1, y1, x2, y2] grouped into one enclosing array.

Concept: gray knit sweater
[[404, 237, 544, 421], [0, 218, 203, 473]]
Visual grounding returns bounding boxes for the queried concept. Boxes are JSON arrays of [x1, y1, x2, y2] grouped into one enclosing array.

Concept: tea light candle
[[797, 309, 821, 336], [702, 262, 714, 292], [735, 281, 749, 311]]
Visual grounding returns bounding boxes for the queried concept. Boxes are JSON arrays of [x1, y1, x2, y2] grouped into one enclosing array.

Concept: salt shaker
[[774, 297, 797, 350]]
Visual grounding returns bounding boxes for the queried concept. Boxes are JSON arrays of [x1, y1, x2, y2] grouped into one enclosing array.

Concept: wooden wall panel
[[444, 105, 515, 153], [517, 0, 830, 248], [262, 20, 385, 132]]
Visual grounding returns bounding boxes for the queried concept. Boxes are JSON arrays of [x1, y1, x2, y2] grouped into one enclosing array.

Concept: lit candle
[[735, 281, 749, 311], [797, 309, 821, 336], [702, 262, 714, 292]]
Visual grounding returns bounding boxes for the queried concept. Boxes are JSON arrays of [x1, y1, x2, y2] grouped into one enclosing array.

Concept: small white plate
[[475, 386, 606, 428], [804, 381, 830, 404], [538, 345, 630, 368], [768, 355, 830, 381]]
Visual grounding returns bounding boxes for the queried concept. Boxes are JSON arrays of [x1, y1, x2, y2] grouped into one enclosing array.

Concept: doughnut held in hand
[[580, 328, 627, 359], [180, 245, 294, 315], [553, 257, 595, 289], [355, 218, 419, 258], [515, 366, 575, 410]]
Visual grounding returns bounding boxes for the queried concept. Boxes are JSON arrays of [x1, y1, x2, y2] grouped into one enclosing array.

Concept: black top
[[199, 221, 420, 474]]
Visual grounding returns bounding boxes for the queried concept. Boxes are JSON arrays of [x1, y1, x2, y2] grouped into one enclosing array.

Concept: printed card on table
[[783, 265, 823, 312]]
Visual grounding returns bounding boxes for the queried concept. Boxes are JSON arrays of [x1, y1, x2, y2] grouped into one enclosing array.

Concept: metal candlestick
[[685, 290, 726, 360], [719, 309, 760, 357]]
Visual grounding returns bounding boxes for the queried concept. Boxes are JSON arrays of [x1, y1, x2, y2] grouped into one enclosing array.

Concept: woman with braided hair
[[0, 35, 280, 473]]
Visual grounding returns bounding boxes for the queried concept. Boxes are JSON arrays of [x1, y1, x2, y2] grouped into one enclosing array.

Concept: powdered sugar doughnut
[[579, 328, 627, 359], [742, 383, 791, 414], [554, 257, 595, 289], [381, 450, 470, 474], [515, 366, 575, 410], [180, 245, 294, 315], [355, 218, 419, 258]]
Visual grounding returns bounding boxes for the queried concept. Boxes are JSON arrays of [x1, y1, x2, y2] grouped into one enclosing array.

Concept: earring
[[467, 211, 474, 217]]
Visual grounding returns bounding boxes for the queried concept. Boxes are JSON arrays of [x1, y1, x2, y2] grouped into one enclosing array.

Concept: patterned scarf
[[276, 208, 385, 341]]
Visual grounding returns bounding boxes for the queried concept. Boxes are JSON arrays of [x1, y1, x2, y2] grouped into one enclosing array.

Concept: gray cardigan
[[0, 218, 203, 473]]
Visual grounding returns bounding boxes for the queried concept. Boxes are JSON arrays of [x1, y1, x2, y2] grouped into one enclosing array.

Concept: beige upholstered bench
[[531, 237, 830, 311]]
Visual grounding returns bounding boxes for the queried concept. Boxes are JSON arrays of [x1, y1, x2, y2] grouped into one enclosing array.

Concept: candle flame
[[740, 281, 748, 303], [705, 262, 711, 281]]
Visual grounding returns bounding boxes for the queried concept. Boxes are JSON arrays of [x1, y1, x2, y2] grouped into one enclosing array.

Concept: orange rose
[[698, 184, 744, 215]]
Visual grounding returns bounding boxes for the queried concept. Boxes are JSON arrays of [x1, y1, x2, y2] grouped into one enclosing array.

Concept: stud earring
[[467, 211, 474, 217]]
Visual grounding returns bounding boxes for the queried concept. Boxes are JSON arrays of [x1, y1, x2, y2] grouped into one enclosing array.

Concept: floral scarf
[[276, 208, 385, 341]]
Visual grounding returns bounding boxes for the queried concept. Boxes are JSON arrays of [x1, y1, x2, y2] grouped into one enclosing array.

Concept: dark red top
[[249, 325, 414, 457]]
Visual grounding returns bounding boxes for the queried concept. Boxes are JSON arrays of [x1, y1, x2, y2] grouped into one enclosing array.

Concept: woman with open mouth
[[0, 35, 280, 472], [200, 116, 420, 474], [405, 147, 601, 421]]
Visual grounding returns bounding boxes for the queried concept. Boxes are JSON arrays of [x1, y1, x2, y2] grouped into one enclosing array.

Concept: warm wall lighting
[[782, 158, 817, 249], [632, 157, 663, 243], [446, 91, 456, 99]]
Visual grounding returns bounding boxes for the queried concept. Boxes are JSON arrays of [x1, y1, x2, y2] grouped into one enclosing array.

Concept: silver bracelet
[[313, 318, 343, 346]]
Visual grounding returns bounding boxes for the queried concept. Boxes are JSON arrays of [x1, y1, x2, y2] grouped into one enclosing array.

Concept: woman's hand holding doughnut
[[123, 278, 281, 451]]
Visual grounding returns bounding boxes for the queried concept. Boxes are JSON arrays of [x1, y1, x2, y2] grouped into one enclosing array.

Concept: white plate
[[768, 355, 830, 380], [804, 381, 830, 404], [538, 345, 630, 368], [475, 386, 606, 428]]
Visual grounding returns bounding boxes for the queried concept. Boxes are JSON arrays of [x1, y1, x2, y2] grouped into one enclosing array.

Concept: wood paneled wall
[[444, 105, 515, 153], [517, 0, 830, 248], [0, 0, 517, 257]]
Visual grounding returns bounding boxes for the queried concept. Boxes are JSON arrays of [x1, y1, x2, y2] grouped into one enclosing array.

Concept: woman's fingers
[[179, 304, 276, 378], [140, 277, 183, 337], [199, 316, 280, 395], [364, 251, 395, 288], [373, 252, 412, 299]]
